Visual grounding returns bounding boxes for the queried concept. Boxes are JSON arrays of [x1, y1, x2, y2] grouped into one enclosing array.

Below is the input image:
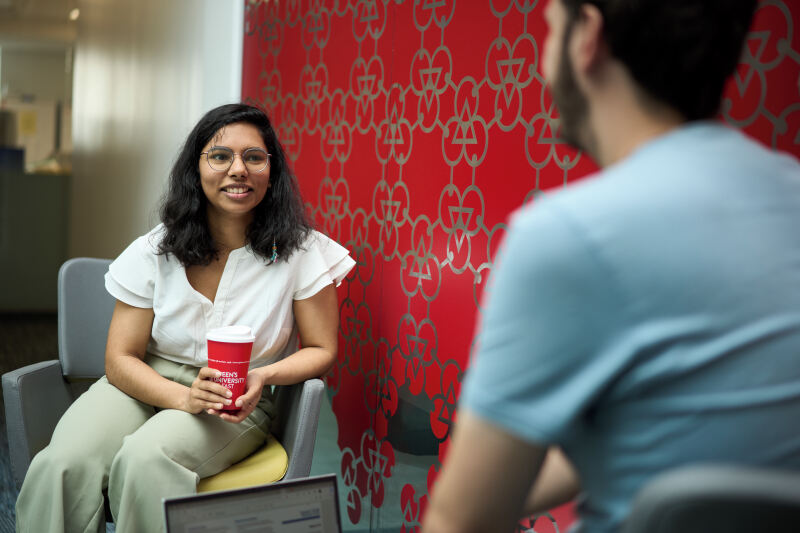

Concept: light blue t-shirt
[[461, 122, 800, 533]]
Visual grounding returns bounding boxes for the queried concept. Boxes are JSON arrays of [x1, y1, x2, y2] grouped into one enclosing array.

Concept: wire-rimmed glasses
[[201, 147, 271, 172]]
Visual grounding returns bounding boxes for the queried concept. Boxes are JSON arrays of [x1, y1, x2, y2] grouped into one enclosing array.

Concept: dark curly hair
[[158, 103, 311, 266]]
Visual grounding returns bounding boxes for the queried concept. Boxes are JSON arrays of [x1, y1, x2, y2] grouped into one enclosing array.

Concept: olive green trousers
[[15, 355, 274, 533]]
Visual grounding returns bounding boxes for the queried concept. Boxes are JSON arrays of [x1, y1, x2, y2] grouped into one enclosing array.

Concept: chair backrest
[[58, 257, 115, 379], [622, 465, 800, 533], [273, 378, 325, 480]]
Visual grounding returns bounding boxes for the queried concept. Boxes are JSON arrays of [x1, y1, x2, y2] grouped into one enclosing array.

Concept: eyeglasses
[[201, 147, 271, 172]]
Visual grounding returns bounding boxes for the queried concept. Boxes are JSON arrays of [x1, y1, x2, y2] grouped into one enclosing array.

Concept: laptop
[[163, 473, 342, 533]]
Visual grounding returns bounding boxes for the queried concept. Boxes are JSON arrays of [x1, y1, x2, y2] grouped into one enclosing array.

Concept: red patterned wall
[[242, 1, 799, 531]]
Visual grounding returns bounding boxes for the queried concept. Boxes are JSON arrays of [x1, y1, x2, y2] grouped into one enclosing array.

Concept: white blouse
[[104, 225, 355, 368]]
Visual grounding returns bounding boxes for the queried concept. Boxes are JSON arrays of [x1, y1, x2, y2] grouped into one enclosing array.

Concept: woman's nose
[[228, 154, 248, 175]]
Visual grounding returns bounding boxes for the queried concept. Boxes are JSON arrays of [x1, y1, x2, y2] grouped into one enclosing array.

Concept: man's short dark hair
[[560, 0, 758, 120]]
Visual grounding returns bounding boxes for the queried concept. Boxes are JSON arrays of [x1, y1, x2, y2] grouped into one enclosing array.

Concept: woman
[[16, 103, 355, 533]]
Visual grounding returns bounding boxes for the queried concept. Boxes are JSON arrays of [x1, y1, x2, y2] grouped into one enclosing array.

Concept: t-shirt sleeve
[[460, 201, 629, 445], [293, 231, 356, 300], [104, 234, 158, 308]]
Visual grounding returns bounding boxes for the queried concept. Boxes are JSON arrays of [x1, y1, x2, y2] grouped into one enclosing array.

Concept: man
[[423, 1, 800, 532]]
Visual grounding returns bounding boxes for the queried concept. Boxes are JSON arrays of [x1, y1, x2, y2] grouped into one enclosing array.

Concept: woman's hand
[[206, 284, 341, 423], [209, 369, 267, 423], [184, 367, 234, 414]]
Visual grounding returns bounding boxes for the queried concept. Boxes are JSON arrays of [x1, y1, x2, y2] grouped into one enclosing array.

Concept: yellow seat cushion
[[197, 433, 288, 493]]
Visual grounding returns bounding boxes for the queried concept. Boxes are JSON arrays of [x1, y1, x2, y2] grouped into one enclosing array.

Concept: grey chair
[[622, 464, 800, 533], [2, 257, 324, 492]]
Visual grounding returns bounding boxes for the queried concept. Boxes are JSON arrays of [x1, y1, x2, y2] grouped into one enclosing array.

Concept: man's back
[[462, 121, 800, 532]]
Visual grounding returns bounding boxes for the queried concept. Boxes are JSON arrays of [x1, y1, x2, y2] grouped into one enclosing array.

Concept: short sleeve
[[293, 231, 356, 300], [460, 201, 630, 445], [104, 233, 158, 308]]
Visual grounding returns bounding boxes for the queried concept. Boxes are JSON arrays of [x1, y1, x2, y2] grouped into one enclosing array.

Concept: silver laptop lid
[[163, 473, 342, 533]]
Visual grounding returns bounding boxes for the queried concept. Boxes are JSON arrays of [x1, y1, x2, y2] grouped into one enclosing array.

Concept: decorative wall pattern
[[721, 0, 799, 153], [242, 1, 799, 531]]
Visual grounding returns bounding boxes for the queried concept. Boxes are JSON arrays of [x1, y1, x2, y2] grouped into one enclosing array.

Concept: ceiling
[[0, 0, 78, 47], [0, 0, 77, 21]]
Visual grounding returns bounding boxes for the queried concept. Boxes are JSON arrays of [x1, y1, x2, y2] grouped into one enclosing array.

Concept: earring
[[270, 241, 278, 263]]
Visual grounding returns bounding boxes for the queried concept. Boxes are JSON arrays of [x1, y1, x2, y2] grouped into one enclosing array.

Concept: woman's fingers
[[218, 404, 253, 423], [234, 390, 256, 408], [184, 368, 235, 413], [195, 389, 232, 407], [216, 391, 259, 423], [183, 390, 227, 414], [194, 368, 264, 423], [197, 366, 219, 379], [194, 367, 233, 398], [191, 383, 229, 401], [234, 371, 265, 408], [194, 382, 232, 403]]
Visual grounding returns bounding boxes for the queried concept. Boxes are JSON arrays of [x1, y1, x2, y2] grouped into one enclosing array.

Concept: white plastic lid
[[206, 325, 255, 343]]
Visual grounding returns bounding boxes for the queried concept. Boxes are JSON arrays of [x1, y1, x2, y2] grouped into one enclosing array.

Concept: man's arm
[[422, 410, 547, 533], [523, 447, 580, 516]]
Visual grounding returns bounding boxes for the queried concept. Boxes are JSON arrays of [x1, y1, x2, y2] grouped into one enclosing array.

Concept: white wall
[[0, 45, 72, 166], [70, 0, 243, 258], [0, 46, 71, 103]]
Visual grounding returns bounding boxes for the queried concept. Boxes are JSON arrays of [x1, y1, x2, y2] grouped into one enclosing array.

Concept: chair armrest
[[281, 378, 324, 480], [2, 360, 73, 489]]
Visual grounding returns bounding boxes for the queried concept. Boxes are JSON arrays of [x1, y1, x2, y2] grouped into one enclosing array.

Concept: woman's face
[[198, 122, 271, 222]]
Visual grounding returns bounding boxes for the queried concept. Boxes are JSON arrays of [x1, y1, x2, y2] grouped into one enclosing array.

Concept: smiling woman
[[160, 104, 311, 268], [198, 123, 273, 223], [14, 103, 356, 533]]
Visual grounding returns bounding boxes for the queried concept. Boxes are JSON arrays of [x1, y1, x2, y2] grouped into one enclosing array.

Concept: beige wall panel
[[70, 0, 243, 259]]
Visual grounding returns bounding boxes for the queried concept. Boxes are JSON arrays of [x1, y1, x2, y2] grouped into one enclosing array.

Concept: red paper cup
[[206, 325, 255, 411]]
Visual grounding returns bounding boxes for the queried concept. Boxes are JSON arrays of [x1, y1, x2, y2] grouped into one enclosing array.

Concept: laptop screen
[[163, 474, 342, 533]]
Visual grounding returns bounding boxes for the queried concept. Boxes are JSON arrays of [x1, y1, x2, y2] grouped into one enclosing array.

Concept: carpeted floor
[[0, 313, 59, 533]]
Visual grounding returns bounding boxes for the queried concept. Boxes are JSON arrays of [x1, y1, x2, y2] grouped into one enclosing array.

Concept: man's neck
[[586, 68, 686, 168]]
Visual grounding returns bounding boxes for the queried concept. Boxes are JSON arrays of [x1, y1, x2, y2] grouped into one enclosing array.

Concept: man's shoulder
[[619, 121, 799, 182], [534, 123, 798, 220]]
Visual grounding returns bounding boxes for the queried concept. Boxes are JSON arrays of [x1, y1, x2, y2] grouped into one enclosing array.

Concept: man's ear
[[570, 3, 607, 74]]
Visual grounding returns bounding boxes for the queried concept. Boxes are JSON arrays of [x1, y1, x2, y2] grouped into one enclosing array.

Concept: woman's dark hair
[[158, 103, 311, 266], [560, 0, 758, 121]]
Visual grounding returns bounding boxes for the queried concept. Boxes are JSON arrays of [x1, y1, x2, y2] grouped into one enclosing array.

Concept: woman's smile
[[220, 184, 254, 199], [198, 122, 271, 219]]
